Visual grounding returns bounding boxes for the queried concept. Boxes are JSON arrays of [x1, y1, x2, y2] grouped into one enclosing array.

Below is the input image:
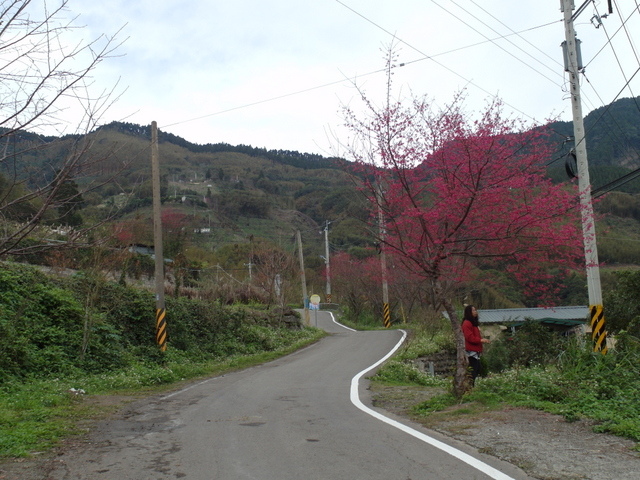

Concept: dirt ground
[[1, 386, 638, 480], [370, 384, 640, 480]]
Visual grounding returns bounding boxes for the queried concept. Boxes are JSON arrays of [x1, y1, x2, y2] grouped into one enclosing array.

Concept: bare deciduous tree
[[251, 241, 297, 308], [0, 0, 126, 257]]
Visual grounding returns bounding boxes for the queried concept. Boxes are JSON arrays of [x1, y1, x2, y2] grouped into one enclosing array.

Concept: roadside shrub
[[603, 270, 640, 336], [482, 337, 511, 373], [202, 281, 270, 305], [0, 264, 85, 380], [374, 359, 446, 387], [413, 392, 457, 414], [400, 328, 455, 360], [0, 262, 316, 383], [476, 338, 640, 439], [483, 320, 566, 372], [59, 274, 153, 347], [339, 308, 378, 328]]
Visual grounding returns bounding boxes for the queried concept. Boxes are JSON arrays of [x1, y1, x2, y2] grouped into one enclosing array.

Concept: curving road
[[49, 311, 534, 480]]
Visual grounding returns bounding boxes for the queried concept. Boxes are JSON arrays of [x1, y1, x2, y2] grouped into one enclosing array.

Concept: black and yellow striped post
[[156, 307, 167, 352], [590, 305, 607, 354], [383, 302, 391, 329]]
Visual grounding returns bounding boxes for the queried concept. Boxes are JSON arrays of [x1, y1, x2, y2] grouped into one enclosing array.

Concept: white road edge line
[[349, 327, 516, 480], [328, 311, 357, 331]]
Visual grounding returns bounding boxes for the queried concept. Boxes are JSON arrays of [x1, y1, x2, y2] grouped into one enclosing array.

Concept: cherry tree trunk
[[442, 298, 472, 398]]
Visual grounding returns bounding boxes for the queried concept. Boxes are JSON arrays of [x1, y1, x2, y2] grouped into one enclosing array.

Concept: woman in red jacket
[[461, 305, 490, 385]]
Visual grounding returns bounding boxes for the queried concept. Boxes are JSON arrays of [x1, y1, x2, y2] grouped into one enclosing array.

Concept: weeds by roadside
[[0, 262, 327, 459], [0, 329, 324, 458], [372, 328, 640, 445]]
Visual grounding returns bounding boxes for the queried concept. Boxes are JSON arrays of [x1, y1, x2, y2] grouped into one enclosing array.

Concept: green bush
[[374, 359, 447, 387], [473, 338, 640, 440], [603, 270, 640, 336], [0, 262, 313, 384], [483, 321, 566, 372], [0, 265, 85, 380]]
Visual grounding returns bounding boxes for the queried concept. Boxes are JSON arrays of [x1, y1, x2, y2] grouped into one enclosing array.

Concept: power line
[[594, 235, 640, 243], [592, 165, 640, 197], [580, 65, 640, 147], [441, 0, 563, 86], [545, 1, 640, 199], [580, 71, 640, 187], [556, 2, 639, 129], [160, 76, 382, 130], [468, 0, 564, 69], [584, 1, 640, 69], [601, 11, 640, 103], [334, 0, 562, 122], [163, 3, 563, 132], [612, 0, 640, 70], [158, 1, 640, 201], [441, 0, 640, 183]]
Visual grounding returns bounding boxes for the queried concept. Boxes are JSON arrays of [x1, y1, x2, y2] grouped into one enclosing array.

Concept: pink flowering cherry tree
[[340, 57, 583, 396]]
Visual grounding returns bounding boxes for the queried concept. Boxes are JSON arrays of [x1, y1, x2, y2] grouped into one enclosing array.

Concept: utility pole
[[323, 220, 332, 303], [296, 230, 310, 326], [561, 0, 607, 353], [151, 121, 167, 352], [246, 235, 254, 283], [376, 185, 391, 328], [245, 262, 254, 282]]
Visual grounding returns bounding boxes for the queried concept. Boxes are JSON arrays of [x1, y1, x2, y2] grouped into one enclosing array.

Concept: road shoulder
[[370, 383, 640, 480]]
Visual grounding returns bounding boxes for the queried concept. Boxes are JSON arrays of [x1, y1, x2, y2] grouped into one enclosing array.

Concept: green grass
[[373, 330, 640, 444], [373, 359, 449, 388], [0, 327, 325, 459], [0, 379, 89, 457], [461, 364, 640, 441]]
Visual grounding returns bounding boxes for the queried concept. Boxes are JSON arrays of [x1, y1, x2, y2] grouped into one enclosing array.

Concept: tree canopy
[[341, 51, 584, 396]]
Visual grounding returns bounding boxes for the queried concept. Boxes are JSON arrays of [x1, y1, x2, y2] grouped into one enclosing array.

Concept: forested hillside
[[0, 119, 375, 310], [2, 97, 640, 311], [547, 96, 640, 194]]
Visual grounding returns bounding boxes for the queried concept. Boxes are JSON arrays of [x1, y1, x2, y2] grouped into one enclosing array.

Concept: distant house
[[127, 244, 173, 263], [128, 244, 154, 256]]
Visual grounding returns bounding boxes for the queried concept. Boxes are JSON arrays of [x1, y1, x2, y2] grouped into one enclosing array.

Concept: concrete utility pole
[[323, 220, 332, 303], [151, 121, 167, 352], [561, 0, 607, 352], [245, 262, 253, 281]]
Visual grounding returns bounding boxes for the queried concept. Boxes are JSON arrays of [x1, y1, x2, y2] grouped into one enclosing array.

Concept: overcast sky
[[60, 0, 640, 156]]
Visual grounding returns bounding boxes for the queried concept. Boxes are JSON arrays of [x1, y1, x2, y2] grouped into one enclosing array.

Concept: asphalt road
[[48, 311, 534, 480]]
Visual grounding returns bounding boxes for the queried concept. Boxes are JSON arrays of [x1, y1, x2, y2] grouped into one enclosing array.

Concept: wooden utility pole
[[376, 185, 391, 328], [151, 121, 167, 352], [561, 0, 606, 352], [296, 230, 310, 326]]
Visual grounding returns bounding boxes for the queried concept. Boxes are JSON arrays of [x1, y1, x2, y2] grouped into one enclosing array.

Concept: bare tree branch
[[0, 0, 129, 257]]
